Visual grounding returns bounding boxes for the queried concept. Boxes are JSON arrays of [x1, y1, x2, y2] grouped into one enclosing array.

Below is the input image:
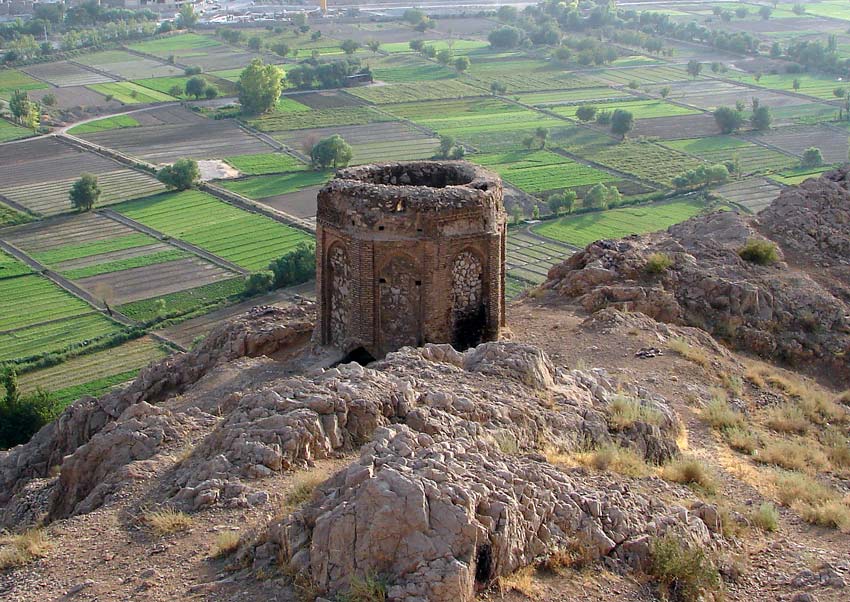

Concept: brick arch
[[451, 247, 486, 350], [324, 242, 352, 348], [377, 252, 422, 354]]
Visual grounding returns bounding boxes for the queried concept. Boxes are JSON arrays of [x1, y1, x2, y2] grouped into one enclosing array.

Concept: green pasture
[[0, 117, 32, 142], [0, 313, 123, 362], [0, 69, 48, 99], [664, 136, 795, 174], [472, 150, 616, 193], [219, 171, 331, 198], [67, 114, 140, 135], [118, 277, 246, 323], [586, 141, 704, 186], [88, 82, 175, 104], [552, 98, 699, 120], [223, 152, 307, 175], [249, 106, 389, 132]]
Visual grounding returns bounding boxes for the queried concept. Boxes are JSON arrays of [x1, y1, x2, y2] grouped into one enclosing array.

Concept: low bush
[[0, 529, 50, 569], [645, 252, 674, 274], [794, 500, 850, 531], [649, 534, 721, 601], [668, 337, 710, 368], [497, 566, 541, 599], [774, 471, 834, 508], [662, 457, 717, 494], [607, 394, 663, 429], [579, 444, 652, 477], [283, 468, 329, 511], [701, 392, 744, 430], [754, 439, 828, 472], [738, 238, 779, 265], [211, 531, 241, 558], [750, 503, 779, 533], [142, 507, 194, 535], [723, 427, 758, 454], [765, 404, 808, 435]]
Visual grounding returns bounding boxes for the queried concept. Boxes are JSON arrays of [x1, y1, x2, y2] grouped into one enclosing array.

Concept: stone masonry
[[315, 161, 507, 358]]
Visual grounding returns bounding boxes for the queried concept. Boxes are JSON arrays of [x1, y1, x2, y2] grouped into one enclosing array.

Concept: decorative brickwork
[[315, 161, 506, 358]]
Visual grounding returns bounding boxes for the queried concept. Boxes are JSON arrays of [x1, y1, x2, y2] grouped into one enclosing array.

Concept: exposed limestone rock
[[545, 187, 850, 383]]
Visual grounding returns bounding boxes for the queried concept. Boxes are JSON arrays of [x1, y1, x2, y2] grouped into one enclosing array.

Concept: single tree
[[422, 45, 437, 58], [185, 76, 207, 99], [759, 6, 772, 20], [177, 3, 197, 29], [714, 106, 744, 134], [686, 60, 702, 79], [454, 56, 471, 73], [157, 158, 200, 190], [238, 59, 284, 115], [248, 36, 263, 51], [488, 25, 523, 50], [585, 183, 610, 209], [659, 86, 671, 99], [311, 134, 353, 169], [204, 86, 219, 100], [168, 85, 183, 97], [436, 49, 453, 66], [534, 127, 549, 149], [735, 7, 748, 18], [575, 104, 597, 122], [41, 93, 57, 107], [751, 106, 772, 131], [547, 190, 576, 215], [409, 40, 424, 52], [792, 78, 801, 92], [437, 135, 456, 158], [340, 39, 360, 55], [610, 109, 634, 140], [366, 39, 381, 54], [69, 173, 100, 211], [552, 46, 571, 65], [490, 81, 507, 95], [268, 243, 315, 288], [800, 147, 824, 168], [271, 42, 290, 58]]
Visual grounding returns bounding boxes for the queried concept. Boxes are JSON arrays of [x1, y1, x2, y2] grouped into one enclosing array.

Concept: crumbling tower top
[[315, 161, 506, 360]]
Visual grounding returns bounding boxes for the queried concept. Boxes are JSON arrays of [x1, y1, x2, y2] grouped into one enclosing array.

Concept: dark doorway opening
[[337, 346, 376, 366], [453, 305, 487, 351], [475, 544, 493, 583]]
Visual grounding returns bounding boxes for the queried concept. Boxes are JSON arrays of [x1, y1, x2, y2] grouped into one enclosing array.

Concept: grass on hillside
[[533, 198, 711, 247]]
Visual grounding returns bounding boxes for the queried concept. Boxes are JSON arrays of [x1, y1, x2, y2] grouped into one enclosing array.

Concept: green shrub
[[750, 502, 779, 532], [0, 367, 60, 449], [268, 243, 315, 289], [245, 270, 275, 296], [645, 252, 674, 274], [738, 239, 779, 265], [649, 534, 721, 601], [662, 457, 717, 494]]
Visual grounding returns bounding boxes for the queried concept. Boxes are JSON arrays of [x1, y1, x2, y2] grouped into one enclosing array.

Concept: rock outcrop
[[544, 176, 850, 383]]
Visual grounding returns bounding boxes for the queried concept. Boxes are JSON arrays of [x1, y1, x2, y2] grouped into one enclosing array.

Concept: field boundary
[[97, 208, 250, 275], [122, 46, 191, 71], [67, 59, 124, 83], [200, 181, 317, 234], [0, 192, 39, 218]]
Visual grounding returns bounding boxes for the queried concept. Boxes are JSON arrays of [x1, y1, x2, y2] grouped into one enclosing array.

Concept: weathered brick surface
[[315, 161, 506, 357]]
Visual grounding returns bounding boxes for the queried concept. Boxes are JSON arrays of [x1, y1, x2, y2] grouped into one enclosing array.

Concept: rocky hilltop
[[546, 169, 850, 385], [2, 174, 850, 602]]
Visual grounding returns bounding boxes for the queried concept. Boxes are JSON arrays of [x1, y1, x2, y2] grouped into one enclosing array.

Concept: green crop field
[[384, 98, 566, 147], [128, 33, 222, 56], [768, 165, 833, 185], [380, 39, 489, 54], [118, 277, 246, 323], [533, 197, 710, 247], [0, 69, 48, 98], [29, 233, 153, 265], [88, 82, 175, 104], [61, 250, 189, 280], [115, 190, 314, 271], [0, 117, 32, 142], [347, 80, 484, 104], [585, 65, 692, 87], [0, 313, 123, 362], [663, 136, 795, 174], [224, 153, 307, 175], [516, 88, 630, 106], [472, 150, 616, 194], [219, 171, 332, 198], [1, 274, 101, 332], [249, 106, 390, 132], [135, 75, 236, 99], [67, 114, 140, 135], [552, 98, 699, 120], [586, 141, 704, 186], [725, 71, 844, 100], [0, 250, 31, 280], [370, 54, 457, 82], [0, 204, 30, 228], [464, 57, 594, 91]]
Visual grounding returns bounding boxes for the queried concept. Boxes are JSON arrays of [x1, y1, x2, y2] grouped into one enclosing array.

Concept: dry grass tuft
[[744, 365, 766, 389], [668, 337, 710, 368], [822, 428, 850, 469], [497, 566, 542, 599], [540, 540, 598, 574], [282, 468, 330, 512], [750, 502, 779, 533], [662, 457, 717, 494], [211, 531, 241, 558], [578, 444, 652, 477], [649, 534, 721, 600], [774, 472, 835, 508], [0, 529, 50, 569], [837, 390, 850, 404], [701, 391, 744, 430], [721, 374, 744, 397], [754, 439, 828, 472], [765, 404, 809, 435], [793, 500, 850, 532], [607, 394, 663, 430], [493, 431, 520, 455], [723, 427, 758, 454], [340, 573, 389, 602], [142, 508, 194, 535]]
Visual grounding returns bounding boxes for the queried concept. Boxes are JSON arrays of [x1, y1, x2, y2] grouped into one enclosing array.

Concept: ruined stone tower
[[315, 161, 506, 359]]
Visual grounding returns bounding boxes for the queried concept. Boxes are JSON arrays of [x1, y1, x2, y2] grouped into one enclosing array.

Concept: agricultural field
[[219, 171, 332, 199], [656, 80, 806, 111], [552, 98, 699, 120], [505, 229, 576, 287], [632, 113, 721, 140], [118, 277, 246, 323], [369, 54, 457, 83], [16, 336, 169, 406], [0, 69, 48, 98], [0, 312, 122, 363], [663, 136, 796, 174], [28, 85, 119, 111], [515, 88, 631, 107], [346, 80, 484, 104], [744, 124, 849, 164], [114, 190, 314, 271], [75, 50, 182, 80], [128, 32, 224, 57], [67, 115, 141, 135], [768, 166, 833, 186], [533, 197, 713, 247], [384, 97, 565, 149], [22, 61, 114, 87], [0, 118, 32, 143], [471, 150, 617, 195], [583, 65, 693, 87], [224, 152, 307, 175], [87, 82, 175, 104], [723, 71, 845, 101], [715, 177, 783, 213], [249, 106, 390, 132], [135, 75, 236, 99], [464, 56, 595, 91], [585, 140, 705, 186]]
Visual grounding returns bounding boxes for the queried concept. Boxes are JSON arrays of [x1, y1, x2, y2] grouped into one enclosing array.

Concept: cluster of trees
[[574, 105, 634, 140], [285, 57, 371, 91], [522, 127, 550, 150], [800, 147, 824, 169], [245, 243, 316, 295], [434, 135, 466, 160], [584, 183, 621, 210], [672, 164, 730, 191], [0, 367, 59, 450], [407, 41, 471, 72], [547, 190, 577, 215], [172, 75, 218, 100], [402, 8, 436, 32], [157, 158, 200, 190], [713, 103, 773, 134], [618, 10, 758, 55], [8, 90, 40, 130]]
